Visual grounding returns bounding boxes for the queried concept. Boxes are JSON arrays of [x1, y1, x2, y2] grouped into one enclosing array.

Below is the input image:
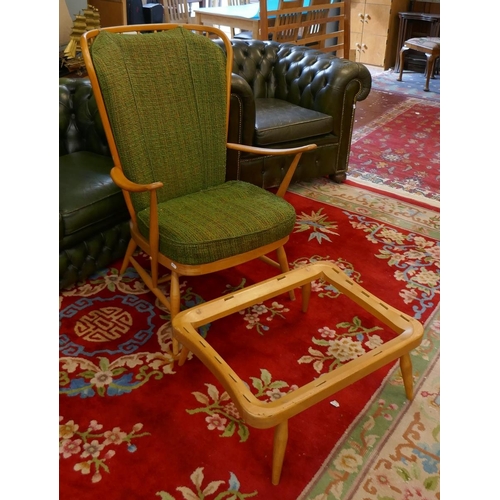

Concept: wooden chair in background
[[273, 0, 304, 43], [397, 36, 440, 92], [164, 0, 190, 22], [301, 0, 330, 49], [80, 24, 316, 364]]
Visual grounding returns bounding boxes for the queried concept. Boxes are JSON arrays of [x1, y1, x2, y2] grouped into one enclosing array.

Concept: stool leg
[[424, 53, 437, 92], [400, 353, 414, 400], [430, 56, 439, 79], [301, 282, 312, 313], [272, 420, 289, 485], [397, 46, 409, 82]]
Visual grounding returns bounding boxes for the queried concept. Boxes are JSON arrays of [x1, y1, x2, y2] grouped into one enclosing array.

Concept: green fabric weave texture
[[137, 181, 296, 265], [90, 27, 296, 266], [90, 28, 228, 212]]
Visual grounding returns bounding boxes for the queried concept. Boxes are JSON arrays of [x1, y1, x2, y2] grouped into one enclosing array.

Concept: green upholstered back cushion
[[90, 28, 228, 212]]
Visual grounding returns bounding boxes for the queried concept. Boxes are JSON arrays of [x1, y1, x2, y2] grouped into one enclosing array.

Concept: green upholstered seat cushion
[[136, 181, 296, 265]]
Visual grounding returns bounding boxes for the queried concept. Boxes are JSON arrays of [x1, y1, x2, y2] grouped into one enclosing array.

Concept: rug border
[[297, 305, 440, 499], [345, 178, 440, 211]]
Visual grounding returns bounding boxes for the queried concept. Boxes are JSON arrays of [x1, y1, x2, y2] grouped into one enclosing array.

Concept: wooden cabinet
[[350, 0, 407, 69], [92, 0, 127, 27]]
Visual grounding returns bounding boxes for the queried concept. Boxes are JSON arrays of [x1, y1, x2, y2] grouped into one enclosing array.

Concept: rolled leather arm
[[59, 77, 111, 158], [226, 73, 256, 181], [228, 73, 256, 147]]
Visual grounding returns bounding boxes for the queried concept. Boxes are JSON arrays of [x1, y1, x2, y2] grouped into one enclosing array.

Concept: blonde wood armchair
[[80, 24, 316, 365]]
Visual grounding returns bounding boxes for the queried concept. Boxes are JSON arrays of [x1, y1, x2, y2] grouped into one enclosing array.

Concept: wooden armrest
[[227, 142, 317, 198], [110, 166, 163, 192], [226, 142, 317, 156]]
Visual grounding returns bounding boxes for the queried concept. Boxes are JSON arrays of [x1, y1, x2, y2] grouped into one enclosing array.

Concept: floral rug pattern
[[60, 181, 439, 499], [346, 68, 440, 208], [298, 311, 440, 500], [348, 98, 440, 206]]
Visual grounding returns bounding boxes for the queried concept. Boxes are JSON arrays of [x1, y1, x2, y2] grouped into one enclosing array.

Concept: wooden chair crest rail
[[80, 24, 317, 365]]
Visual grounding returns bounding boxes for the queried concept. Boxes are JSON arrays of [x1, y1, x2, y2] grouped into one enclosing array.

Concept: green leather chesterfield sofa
[[59, 40, 371, 289], [223, 40, 372, 186]]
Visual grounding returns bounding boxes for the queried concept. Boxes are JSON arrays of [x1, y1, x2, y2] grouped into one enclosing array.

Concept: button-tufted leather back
[[231, 40, 281, 98], [228, 40, 370, 122], [59, 77, 110, 158]]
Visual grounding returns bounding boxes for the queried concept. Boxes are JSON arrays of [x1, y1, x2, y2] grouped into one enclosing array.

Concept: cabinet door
[[350, 31, 363, 62], [362, 4, 391, 37], [351, 1, 367, 35], [91, 0, 126, 27], [358, 32, 388, 65]]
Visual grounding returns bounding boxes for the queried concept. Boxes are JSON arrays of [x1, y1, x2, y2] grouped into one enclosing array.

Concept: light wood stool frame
[[172, 262, 424, 485]]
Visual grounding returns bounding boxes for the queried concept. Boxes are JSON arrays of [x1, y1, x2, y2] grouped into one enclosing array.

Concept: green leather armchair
[[59, 78, 130, 289], [223, 40, 372, 186]]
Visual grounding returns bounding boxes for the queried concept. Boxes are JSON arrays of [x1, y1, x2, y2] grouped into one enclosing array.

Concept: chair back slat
[[164, 0, 190, 23], [302, 0, 330, 48], [274, 0, 304, 43]]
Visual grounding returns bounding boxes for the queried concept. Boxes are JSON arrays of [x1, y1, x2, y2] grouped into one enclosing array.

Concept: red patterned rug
[[59, 182, 440, 499], [348, 78, 440, 209]]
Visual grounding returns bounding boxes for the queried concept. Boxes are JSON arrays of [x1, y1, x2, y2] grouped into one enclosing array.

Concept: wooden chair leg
[[170, 271, 182, 357], [168, 271, 191, 366], [400, 353, 414, 400], [424, 53, 433, 92], [272, 420, 289, 485], [178, 344, 190, 366], [119, 238, 137, 274], [397, 46, 408, 82], [429, 56, 438, 79], [276, 246, 295, 301]]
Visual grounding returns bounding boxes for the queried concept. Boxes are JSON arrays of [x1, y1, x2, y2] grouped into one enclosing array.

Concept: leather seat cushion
[[60, 151, 128, 248], [136, 180, 296, 265], [254, 98, 334, 146]]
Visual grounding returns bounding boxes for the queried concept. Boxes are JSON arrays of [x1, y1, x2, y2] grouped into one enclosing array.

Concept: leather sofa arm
[[228, 73, 256, 146], [226, 73, 256, 181]]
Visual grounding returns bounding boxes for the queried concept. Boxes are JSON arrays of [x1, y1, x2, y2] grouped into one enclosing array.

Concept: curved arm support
[[227, 142, 317, 197], [226, 142, 317, 156], [110, 166, 164, 193]]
